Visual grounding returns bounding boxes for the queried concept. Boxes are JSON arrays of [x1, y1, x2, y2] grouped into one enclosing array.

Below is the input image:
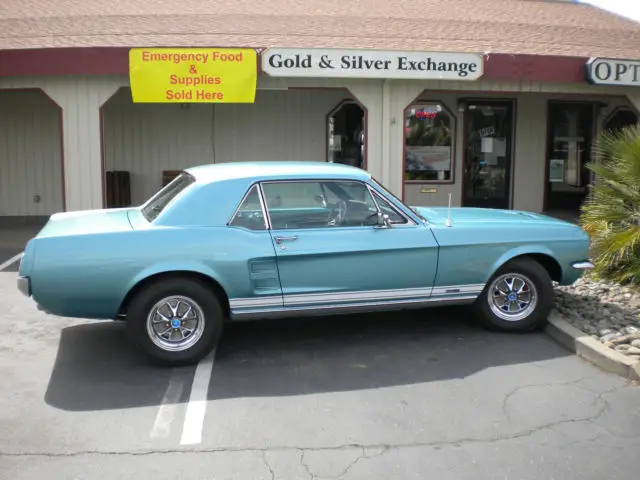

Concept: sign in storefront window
[[548, 159, 565, 183], [129, 48, 258, 103], [404, 103, 454, 182]]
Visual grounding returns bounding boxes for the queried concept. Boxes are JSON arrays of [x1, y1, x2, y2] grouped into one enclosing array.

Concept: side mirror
[[375, 212, 393, 229]]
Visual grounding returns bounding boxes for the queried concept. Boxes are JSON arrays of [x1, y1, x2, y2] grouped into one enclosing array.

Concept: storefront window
[[404, 103, 454, 182]]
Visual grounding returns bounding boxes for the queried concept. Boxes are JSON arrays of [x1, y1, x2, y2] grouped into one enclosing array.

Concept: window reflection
[[404, 103, 454, 182]]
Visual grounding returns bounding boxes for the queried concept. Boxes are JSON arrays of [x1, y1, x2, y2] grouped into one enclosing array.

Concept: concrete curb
[[545, 310, 640, 381]]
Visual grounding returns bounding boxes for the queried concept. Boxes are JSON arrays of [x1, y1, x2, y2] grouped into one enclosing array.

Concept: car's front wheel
[[474, 257, 553, 332], [126, 277, 224, 366]]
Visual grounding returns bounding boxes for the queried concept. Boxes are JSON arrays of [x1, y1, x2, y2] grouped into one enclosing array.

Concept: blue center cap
[[171, 319, 181, 328], [507, 293, 517, 301]]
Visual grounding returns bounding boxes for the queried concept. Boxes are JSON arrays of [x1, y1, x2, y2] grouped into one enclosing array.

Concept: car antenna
[[445, 193, 453, 227]]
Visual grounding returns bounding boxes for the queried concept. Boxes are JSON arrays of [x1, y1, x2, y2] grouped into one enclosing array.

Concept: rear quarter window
[[142, 172, 195, 222]]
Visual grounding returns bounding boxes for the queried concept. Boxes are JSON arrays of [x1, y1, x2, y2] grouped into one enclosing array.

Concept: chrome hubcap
[[146, 295, 205, 352], [488, 273, 538, 322]]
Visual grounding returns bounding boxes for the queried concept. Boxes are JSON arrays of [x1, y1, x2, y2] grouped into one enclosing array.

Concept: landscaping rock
[[554, 274, 640, 362]]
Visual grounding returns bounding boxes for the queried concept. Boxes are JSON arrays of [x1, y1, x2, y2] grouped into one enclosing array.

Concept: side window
[[262, 180, 379, 229], [228, 185, 266, 231], [372, 191, 409, 224], [262, 182, 324, 209]]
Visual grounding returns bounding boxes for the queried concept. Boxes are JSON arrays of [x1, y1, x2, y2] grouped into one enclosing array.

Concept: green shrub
[[580, 124, 640, 286]]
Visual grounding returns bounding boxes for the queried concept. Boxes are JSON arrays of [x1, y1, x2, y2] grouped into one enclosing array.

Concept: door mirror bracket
[[374, 212, 393, 229]]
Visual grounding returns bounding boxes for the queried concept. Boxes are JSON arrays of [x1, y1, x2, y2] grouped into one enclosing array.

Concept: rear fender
[[121, 262, 229, 304]]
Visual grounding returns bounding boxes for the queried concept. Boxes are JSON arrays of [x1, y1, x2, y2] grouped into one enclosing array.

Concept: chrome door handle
[[274, 235, 298, 244]]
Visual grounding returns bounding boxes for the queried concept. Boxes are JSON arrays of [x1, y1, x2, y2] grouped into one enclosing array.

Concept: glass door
[[545, 102, 595, 214], [462, 101, 514, 209]]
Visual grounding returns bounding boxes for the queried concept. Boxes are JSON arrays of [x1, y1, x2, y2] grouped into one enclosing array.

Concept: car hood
[[411, 206, 576, 227], [35, 207, 135, 238]]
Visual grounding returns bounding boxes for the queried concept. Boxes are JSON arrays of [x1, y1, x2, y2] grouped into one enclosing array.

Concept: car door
[[226, 184, 284, 316], [261, 179, 439, 310]]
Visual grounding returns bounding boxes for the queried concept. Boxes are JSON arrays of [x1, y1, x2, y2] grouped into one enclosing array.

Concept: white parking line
[[0, 252, 23, 271], [150, 371, 185, 439], [179, 350, 216, 445]]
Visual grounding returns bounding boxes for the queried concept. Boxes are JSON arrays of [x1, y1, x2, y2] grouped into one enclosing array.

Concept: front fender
[[487, 244, 557, 282]]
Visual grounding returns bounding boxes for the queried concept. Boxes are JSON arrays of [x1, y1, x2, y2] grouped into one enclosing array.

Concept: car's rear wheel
[[473, 257, 553, 332], [126, 277, 224, 366]]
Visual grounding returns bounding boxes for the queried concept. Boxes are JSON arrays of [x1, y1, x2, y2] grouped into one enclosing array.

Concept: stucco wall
[[0, 74, 638, 215], [0, 90, 63, 216], [103, 87, 350, 205]]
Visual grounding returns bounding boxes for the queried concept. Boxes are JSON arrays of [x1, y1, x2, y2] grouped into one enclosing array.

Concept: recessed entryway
[[327, 100, 365, 169], [462, 101, 515, 209], [544, 101, 595, 217]]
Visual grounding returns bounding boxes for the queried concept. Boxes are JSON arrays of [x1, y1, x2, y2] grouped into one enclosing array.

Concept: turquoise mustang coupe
[[17, 161, 593, 366]]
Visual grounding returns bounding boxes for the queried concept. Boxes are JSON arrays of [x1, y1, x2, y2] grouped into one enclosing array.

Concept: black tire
[[126, 276, 225, 367], [473, 257, 553, 332]]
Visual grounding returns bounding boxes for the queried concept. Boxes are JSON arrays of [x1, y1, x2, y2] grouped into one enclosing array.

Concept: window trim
[[227, 182, 270, 231], [257, 178, 417, 231], [403, 100, 456, 185], [369, 176, 425, 225], [140, 171, 196, 222], [366, 185, 414, 226], [257, 182, 272, 230]]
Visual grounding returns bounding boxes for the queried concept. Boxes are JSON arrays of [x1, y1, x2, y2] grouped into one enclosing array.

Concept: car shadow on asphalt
[[45, 306, 570, 411]]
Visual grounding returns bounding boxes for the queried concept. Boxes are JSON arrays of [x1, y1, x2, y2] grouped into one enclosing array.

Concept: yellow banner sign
[[129, 48, 257, 103]]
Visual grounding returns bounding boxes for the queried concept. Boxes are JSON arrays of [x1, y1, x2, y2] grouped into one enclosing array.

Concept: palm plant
[[579, 124, 640, 286]]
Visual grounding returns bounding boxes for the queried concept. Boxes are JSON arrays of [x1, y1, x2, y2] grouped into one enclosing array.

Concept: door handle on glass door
[[274, 235, 298, 244]]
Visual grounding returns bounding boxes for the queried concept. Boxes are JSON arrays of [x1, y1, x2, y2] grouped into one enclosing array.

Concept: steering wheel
[[328, 200, 347, 226]]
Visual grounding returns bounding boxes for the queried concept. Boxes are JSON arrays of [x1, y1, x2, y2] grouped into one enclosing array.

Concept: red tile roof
[[1, 0, 640, 59]]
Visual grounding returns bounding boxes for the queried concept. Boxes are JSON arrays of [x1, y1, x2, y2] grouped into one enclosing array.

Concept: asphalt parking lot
[[0, 225, 36, 272], [0, 247, 21, 272], [1, 270, 640, 480]]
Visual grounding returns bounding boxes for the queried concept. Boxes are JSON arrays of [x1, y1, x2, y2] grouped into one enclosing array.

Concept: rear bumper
[[17, 276, 31, 297], [18, 276, 50, 312]]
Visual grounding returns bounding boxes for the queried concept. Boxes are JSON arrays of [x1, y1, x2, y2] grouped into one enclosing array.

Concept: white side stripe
[[284, 287, 433, 305], [229, 296, 282, 308], [228, 284, 485, 311], [431, 284, 485, 296], [233, 295, 479, 316]]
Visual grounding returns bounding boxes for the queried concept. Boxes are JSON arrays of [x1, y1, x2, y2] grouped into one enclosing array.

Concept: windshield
[[141, 172, 195, 222], [370, 177, 427, 222]]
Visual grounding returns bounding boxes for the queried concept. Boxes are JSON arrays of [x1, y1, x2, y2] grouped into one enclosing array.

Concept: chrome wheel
[[488, 273, 538, 322], [145, 295, 205, 352]]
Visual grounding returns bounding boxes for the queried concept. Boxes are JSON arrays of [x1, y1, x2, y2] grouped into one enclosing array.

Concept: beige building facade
[[2, 0, 640, 224], [1, 70, 639, 222]]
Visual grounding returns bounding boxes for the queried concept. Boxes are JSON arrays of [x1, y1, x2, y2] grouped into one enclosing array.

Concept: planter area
[[554, 274, 640, 363]]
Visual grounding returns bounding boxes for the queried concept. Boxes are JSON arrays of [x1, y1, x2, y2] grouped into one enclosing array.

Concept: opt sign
[[585, 57, 640, 87]]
